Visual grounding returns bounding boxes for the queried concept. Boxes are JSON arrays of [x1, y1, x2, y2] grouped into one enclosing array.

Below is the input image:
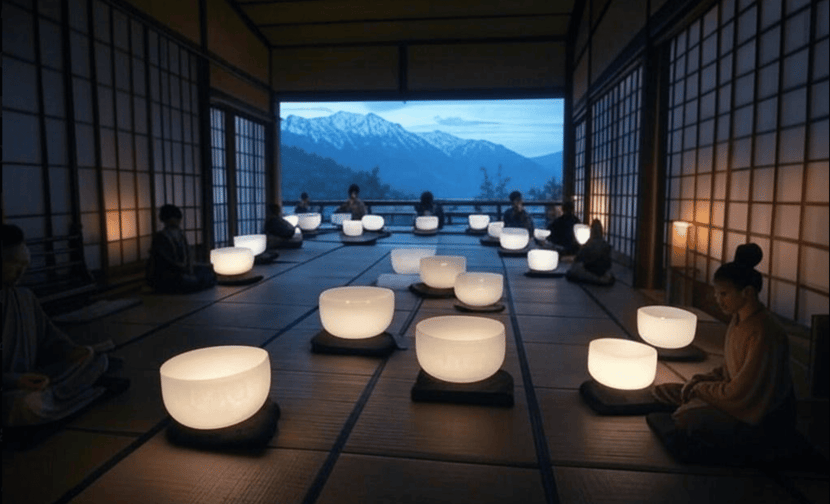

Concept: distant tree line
[[477, 165, 562, 201]]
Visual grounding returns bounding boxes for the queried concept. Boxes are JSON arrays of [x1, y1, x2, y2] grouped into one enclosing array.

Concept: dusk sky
[[279, 99, 564, 159]]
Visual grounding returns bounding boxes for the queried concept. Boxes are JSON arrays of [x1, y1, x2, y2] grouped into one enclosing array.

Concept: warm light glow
[[588, 338, 657, 390], [420, 256, 466, 289], [487, 222, 504, 238], [500, 228, 529, 250], [528, 249, 559, 271], [637, 306, 697, 349], [416, 316, 506, 383], [297, 213, 322, 231], [469, 214, 490, 230], [671, 221, 693, 267], [284, 215, 299, 227], [391, 248, 436, 274], [362, 214, 385, 231], [210, 247, 254, 276], [342, 220, 364, 236], [454, 272, 503, 306], [233, 234, 267, 256], [534, 229, 551, 241], [331, 213, 351, 225], [319, 286, 395, 339], [574, 224, 590, 245], [160, 346, 270, 430], [416, 216, 439, 231]]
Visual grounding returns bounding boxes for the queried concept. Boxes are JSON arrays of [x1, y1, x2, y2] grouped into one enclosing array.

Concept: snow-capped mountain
[[280, 111, 557, 198]]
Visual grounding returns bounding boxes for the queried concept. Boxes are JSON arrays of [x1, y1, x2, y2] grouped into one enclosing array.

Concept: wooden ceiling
[[229, 0, 579, 48]]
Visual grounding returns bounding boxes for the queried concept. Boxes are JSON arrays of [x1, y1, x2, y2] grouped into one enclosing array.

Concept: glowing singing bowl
[[160, 346, 270, 430], [331, 213, 351, 225], [342, 220, 364, 236], [454, 272, 504, 307], [588, 338, 657, 390], [362, 214, 385, 231], [416, 316, 506, 383], [420, 255, 466, 289], [487, 222, 504, 238], [528, 249, 559, 271], [500, 228, 529, 250], [233, 234, 267, 256], [297, 213, 321, 231], [574, 224, 591, 245], [319, 286, 395, 339], [416, 216, 439, 231], [391, 248, 436, 274], [210, 247, 254, 276], [469, 214, 490, 230], [637, 306, 698, 349], [284, 215, 299, 227], [534, 229, 551, 241]]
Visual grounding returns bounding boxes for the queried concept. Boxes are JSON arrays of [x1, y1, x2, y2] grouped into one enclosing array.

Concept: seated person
[[547, 200, 581, 255], [264, 203, 299, 249], [294, 192, 311, 214], [650, 243, 796, 458], [566, 219, 615, 285], [414, 191, 445, 229], [2, 224, 121, 428], [147, 205, 216, 293], [503, 191, 534, 234], [336, 183, 367, 220]]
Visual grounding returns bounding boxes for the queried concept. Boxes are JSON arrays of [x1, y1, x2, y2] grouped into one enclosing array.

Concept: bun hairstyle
[[714, 243, 764, 292]]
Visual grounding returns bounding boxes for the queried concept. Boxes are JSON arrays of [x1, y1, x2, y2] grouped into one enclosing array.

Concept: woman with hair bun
[[650, 243, 796, 456]]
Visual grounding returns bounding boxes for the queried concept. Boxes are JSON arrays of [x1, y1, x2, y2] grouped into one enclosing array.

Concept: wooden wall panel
[[271, 46, 399, 92], [573, 55, 589, 106], [590, 0, 648, 85], [210, 64, 270, 112], [123, 0, 200, 44], [206, 0, 268, 83]]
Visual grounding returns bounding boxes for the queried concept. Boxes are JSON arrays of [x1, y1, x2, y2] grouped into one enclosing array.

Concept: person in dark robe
[[294, 192, 311, 214], [503, 191, 534, 233], [547, 200, 582, 255], [414, 191, 445, 229], [336, 184, 367, 220], [2, 224, 118, 427], [146, 204, 215, 293], [650, 243, 796, 458], [264, 203, 299, 249], [566, 219, 615, 285]]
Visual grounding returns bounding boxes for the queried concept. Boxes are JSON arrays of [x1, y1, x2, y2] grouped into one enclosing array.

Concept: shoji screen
[[665, 0, 829, 325], [573, 121, 587, 218], [234, 115, 266, 236], [211, 108, 230, 246]]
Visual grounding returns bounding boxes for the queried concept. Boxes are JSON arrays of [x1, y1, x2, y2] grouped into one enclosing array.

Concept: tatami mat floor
[[3, 230, 827, 504]]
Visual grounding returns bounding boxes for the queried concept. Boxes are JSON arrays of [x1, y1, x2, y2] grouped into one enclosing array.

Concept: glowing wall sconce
[[362, 215, 385, 231], [500, 228, 529, 250], [319, 286, 394, 339], [528, 249, 559, 272], [419, 256, 466, 290], [331, 213, 351, 226], [487, 222, 504, 238], [342, 220, 364, 236], [671, 221, 693, 267], [284, 215, 299, 227], [587, 338, 657, 390], [160, 346, 271, 430], [454, 272, 503, 307], [534, 229, 551, 241], [391, 248, 436, 274], [416, 316, 505, 383], [637, 306, 697, 349], [574, 224, 591, 245], [415, 216, 439, 231], [469, 214, 490, 230], [210, 247, 254, 276], [233, 234, 267, 257], [297, 213, 321, 231]]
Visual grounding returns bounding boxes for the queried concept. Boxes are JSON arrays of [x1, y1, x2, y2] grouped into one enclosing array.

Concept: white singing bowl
[[500, 227, 529, 250], [362, 214, 385, 231], [534, 229, 551, 241], [319, 286, 395, 339], [454, 272, 504, 307], [420, 255, 466, 289], [487, 221, 504, 238], [416, 216, 439, 231], [416, 316, 506, 383], [284, 215, 299, 227], [391, 248, 436, 275], [160, 346, 271, 430], [588, 338, 657, 390], [233, 234, 266, 256], [210, 247, 254, 276], [331, 213, 351, 225], [342, 220, 364, 236], [574, 224, 591, 245], [528, 249, 559, 271], [297, 213, 321, 231], [637, 306, 698, 349], [469, 214, 490, 230]]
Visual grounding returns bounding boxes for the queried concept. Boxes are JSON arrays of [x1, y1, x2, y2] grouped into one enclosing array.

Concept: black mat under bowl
[[216, 273, 264, 286], [254, 252, 279, 264], [272, 236, 303, 249], [498, 246, 531, 257], [310, 330, 397, 357], [165, 398, 280, 450], [479, 236, 501, 247], [465, 227, 487, 235], [300, 229, 319, 237], [409, 282, 456, 298], [655, 344, 707, 362], [524, 269, 565, 278], [341, 234, 379, 245], [454, 301, 506, 313], [579, 379, 676, 416], [413, 228, 439, 236], [411, 369, 514, 407]]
